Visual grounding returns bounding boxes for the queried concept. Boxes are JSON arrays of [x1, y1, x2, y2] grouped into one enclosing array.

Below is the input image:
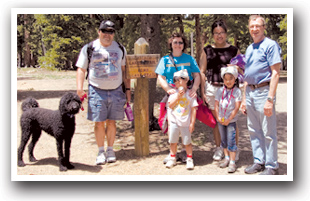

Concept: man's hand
[[77, 90, 86, 99], [240, 98, 247, 115], [264, 101, 273, 117]]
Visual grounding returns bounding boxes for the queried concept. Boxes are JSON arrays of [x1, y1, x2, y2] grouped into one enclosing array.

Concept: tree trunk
[[195, 14, 202, 62], [140, 14, 161, 128], [24, 14, 31, 67], [177, 15, 184, 34]]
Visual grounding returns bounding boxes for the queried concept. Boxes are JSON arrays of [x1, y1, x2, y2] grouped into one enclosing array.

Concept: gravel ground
[[14, 69, 288, 180]]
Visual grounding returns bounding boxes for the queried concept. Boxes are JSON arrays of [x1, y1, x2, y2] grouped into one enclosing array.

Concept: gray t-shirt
[[215, 86, 242, 122], [76, 39, 126, 89]]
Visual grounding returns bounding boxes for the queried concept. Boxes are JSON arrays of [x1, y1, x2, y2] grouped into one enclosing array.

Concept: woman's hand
[[202, 94, 208, 106], [167, 88, 177, 95], [188, 86, 198, 98]]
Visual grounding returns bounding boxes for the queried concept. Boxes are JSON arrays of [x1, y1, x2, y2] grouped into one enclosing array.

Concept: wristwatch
[[267, 96, 273, 103]]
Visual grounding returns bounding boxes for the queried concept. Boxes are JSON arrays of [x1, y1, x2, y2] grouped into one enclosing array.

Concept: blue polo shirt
[[244, 37, 282, 85], [155, 53, 200, 84]]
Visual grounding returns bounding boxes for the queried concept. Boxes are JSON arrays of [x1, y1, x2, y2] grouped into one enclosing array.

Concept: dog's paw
[[59, 165, 68, 172], [18, 161, 26, 167], [66, 163, 75, 169], [29, 156, 37, 162]]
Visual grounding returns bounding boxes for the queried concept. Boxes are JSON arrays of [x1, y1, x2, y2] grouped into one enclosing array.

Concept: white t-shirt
[[76, 39, 127, 90], [167, 90, 198, 127]]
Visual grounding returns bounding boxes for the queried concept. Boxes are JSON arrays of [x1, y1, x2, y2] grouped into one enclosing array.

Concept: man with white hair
[[241, 15, 282, 175]]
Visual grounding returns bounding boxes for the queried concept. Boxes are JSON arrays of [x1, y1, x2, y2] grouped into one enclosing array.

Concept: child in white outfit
[[166, 69, 198, 170]]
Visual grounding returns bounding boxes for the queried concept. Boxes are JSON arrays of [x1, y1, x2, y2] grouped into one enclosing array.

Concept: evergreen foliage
[[17, 14, 287, 70]]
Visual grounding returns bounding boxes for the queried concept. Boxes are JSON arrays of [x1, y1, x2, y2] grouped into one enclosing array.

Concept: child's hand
[[189, 123, 195, 133], [177, 87, 185, 98], [223, 118, 231, 126], [217, 117, 223, 124]]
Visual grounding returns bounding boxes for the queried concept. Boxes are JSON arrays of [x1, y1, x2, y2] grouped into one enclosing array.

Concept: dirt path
[[15, 68, 287, 178]]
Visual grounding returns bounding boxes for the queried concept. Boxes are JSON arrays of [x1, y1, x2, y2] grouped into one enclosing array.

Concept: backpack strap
[[86, 41, 94, 80], [116, 41, 125, 60]]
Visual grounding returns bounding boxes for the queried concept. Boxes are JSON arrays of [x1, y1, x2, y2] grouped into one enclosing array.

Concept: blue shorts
[[87, 85, 126, 122]]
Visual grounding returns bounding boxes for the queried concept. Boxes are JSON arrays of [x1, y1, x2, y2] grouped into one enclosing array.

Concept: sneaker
[[179, 150, 187, 163], [186, 158, 194, 170], [219, 158, 230, 168], [244, 163, 265, 174], [96, 152, 106, 165], [228, 163, 237, 173], [213, 147, 224, 161], [163, 154, 170, 164], [259, 168, 279, 175], [166, 157, 177, 169], [106, 149, 116, 163]]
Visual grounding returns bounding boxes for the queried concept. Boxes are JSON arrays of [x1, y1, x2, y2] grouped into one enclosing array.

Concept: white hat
[[221, 66, 238, 80], [173, 69, 189, 80]]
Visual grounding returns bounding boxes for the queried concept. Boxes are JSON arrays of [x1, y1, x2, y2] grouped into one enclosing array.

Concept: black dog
[[18, 92, 81, 171]]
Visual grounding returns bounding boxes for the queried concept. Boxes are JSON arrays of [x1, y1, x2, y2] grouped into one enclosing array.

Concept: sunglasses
[[173, 76, 187, 82], [100, 29, 115, 34], [173, 41, 184, 45]]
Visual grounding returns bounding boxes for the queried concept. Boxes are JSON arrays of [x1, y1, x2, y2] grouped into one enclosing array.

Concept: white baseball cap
[[173, 69, 189, 80], [221, 66, 238, 80]]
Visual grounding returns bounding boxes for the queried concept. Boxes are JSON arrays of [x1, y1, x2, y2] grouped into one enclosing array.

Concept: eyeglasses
[[213, 32, 226, 36], [100, 29, 115, 34], [173, 41, 184, 45]]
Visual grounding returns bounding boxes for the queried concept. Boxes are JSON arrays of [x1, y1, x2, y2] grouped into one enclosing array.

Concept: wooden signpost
[[125, 38, 160, 156]]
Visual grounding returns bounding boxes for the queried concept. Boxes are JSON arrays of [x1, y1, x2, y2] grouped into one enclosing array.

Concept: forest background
[[17, 14, 287, 69]]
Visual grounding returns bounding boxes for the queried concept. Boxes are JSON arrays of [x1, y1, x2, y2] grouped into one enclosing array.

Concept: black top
[[203, 45, 238, 83]]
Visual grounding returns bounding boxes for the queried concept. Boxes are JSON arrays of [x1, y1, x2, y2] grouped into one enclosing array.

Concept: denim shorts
[[168, 121, 192, 145], [218, 122, 237, 152], [87, 84, 126, 122]]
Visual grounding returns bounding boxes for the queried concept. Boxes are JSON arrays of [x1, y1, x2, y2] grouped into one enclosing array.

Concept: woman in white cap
[[214, 66, 242, 173]]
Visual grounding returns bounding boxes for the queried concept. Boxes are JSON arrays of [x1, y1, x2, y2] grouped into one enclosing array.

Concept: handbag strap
[[169, 53, 178, 71], [169, 53, 194, 88]]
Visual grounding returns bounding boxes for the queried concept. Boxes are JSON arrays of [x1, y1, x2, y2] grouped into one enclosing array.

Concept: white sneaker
[[213, 147, 224, 161], [96, 152, 106, 165], [186, 158, 194, 170], [166, 157, 177, 169], [163, 154, 170, 164], [106, 149, 116, 163]]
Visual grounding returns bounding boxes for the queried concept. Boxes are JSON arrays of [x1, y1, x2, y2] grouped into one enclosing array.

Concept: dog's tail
[[21, 97, 39, 112]]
